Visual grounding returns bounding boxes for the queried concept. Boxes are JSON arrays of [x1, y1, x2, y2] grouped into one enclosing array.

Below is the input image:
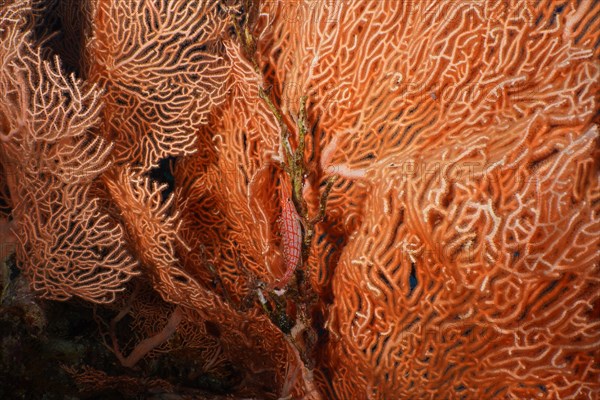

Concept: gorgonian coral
[[0, 0, 138, 303], [0, 0, 598, 398]]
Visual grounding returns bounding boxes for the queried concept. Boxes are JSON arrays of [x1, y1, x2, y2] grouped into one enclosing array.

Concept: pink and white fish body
[[277, 197, 302, 286]]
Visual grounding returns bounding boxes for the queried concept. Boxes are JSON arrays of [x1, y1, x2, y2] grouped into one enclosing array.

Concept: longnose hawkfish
[[275, 195, 302, 289]]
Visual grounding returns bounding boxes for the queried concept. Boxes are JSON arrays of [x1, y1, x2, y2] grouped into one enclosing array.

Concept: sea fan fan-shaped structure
[[0, 0, 598, 399], [0, 0, 138, 303], [254, 0, 600, 398], [85, 0, 232, 170]]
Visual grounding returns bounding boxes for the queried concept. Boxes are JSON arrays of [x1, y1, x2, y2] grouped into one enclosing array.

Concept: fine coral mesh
[[0, 2, 138, 303], [254, 0, 600, 398], [1, 0, 599, 399], [85, 0, 231, 171]]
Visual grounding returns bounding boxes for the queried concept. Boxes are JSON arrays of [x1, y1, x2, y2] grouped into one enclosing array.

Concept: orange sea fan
[[103, 165, 318, 398], [85, 0, 232, 171], [175, 37, 292, 300], [0, 0, 138, 303], [2, 0, 600, 398], [252, 0, 600, 398], [325, 126, 599, 398]]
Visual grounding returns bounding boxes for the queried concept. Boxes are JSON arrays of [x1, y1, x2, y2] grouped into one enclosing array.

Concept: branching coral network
[[0, 0, 599, 399]]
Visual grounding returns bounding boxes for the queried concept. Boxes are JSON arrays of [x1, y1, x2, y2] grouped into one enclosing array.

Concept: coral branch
[[112, 306, 183, 369]]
